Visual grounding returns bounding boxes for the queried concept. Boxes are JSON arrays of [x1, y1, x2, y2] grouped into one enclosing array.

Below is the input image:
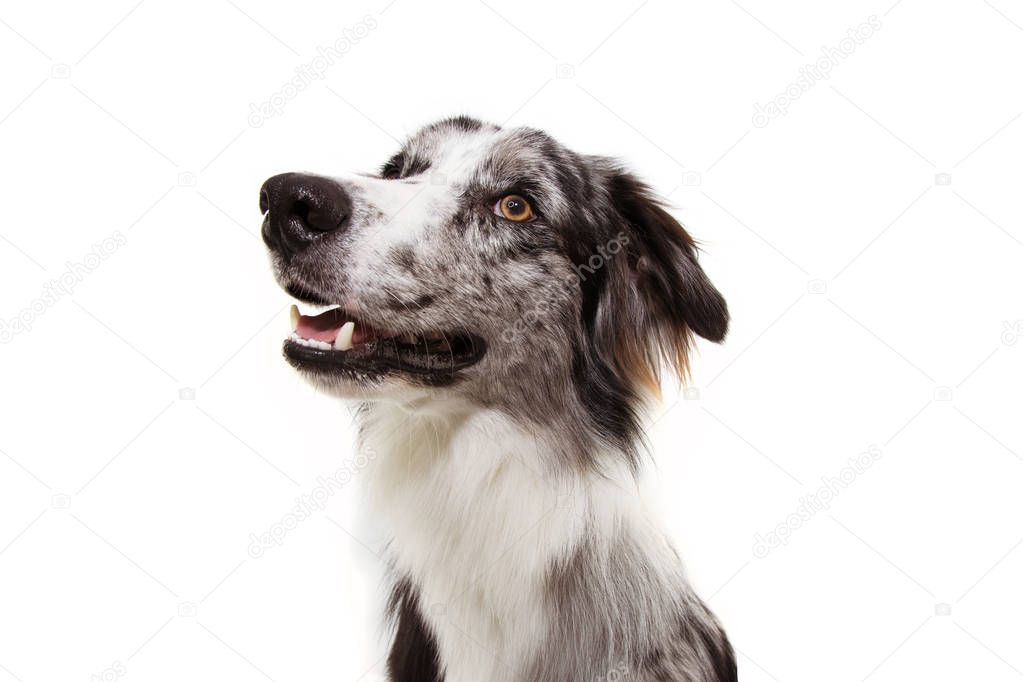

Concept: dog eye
[[493, 194, 535, 222]]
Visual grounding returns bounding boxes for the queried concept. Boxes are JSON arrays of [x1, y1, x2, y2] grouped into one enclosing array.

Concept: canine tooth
[[290, 304, 300, 330], [334, 321, 355, 351]]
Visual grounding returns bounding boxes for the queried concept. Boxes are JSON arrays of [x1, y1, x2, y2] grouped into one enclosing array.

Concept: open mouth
[[284, 305, 486, 384]]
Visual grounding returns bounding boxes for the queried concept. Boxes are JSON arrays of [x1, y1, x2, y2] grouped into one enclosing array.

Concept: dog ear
[[593, 170, 728, 394]]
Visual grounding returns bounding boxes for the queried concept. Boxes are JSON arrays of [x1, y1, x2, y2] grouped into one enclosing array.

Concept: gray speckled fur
[[266, 116, 735, 681]]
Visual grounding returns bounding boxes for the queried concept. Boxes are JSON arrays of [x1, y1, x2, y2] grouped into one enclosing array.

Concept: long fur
[[262, 116, 736, 681]]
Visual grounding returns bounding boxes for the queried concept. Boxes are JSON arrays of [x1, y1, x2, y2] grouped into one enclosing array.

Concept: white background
[[1, 1, 1022, 680]]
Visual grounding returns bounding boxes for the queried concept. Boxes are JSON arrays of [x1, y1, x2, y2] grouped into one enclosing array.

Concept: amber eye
[[493, 194, 535, 222]]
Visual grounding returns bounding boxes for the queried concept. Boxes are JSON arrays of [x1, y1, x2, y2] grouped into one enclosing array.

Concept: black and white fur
[[260, 116, 736, 681]]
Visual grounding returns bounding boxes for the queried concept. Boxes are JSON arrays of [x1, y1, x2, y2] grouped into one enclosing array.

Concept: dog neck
[[355, 400, 693, 681]]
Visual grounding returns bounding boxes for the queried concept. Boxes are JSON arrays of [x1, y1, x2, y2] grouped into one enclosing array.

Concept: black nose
[[260, 172, 351, 256]]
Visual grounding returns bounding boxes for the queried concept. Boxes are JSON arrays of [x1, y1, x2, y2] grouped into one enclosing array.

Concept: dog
[[260, 116, 736, 681]]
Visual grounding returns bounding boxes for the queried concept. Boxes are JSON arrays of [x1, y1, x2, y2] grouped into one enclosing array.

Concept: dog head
[[262, 116, 727, 451]]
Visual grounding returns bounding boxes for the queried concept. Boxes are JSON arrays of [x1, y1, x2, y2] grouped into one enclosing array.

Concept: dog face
[[261, 116, 727, 448]]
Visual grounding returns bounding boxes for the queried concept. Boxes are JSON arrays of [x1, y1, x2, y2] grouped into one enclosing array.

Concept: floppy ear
[[593, 170, 728, 394]]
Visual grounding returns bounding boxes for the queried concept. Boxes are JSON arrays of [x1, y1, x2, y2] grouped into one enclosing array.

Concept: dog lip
[[282, 332, 486, 384], [284, 282, 333, 306]]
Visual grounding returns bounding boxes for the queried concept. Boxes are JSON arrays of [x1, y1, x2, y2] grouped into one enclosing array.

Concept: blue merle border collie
[[260, 116, 736, 681]]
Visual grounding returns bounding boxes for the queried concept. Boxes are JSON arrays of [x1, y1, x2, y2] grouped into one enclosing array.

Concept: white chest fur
[[360, 404, 651, 681]]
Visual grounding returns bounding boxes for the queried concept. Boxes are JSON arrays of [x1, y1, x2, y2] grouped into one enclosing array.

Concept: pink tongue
[[296, 308, 345, 342]]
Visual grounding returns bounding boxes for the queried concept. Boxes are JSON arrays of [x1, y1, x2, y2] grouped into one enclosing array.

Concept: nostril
[[260, 189, 270, 215], [291, 200, 311, 223], [290, 193, 346, 233]]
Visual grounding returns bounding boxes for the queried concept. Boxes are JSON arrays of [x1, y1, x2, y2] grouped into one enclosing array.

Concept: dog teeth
[[334, 321, 355, 351], [289, 332, 332, 350], [290, 304, 300, 331]]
